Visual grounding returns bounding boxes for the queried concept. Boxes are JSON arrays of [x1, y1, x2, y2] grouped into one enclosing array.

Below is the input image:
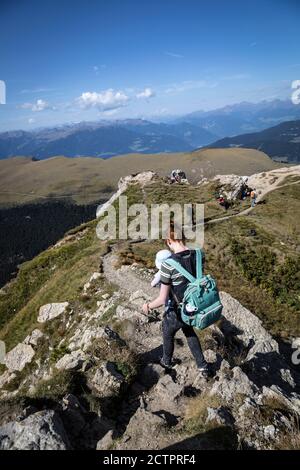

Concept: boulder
[[68, 326, 106, 351], [220, 292, 279, 354], [263, 425, 276, 440], [210, 366, 257, 403], [4, 343, 35, 372], [206, 406, 235, 427], [0, 371, 16, 389], [96, 171, 156, 219], [213, 174, 248, 200], [116, 305, 148, 323], [24, 329, 44, 347], [96, 429, 115, 450], [91, 362, 125, 396], [55, 349, 86, 371], [0, 410, 71, 450], [83, 272, 101, 293], [38, 302, 69, 323], [115, 405, 166, 450]]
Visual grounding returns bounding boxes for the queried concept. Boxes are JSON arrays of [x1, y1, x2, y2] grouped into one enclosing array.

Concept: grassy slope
[[0, 148, 281, 206], [0, 220, 108, 351], [0, 173, 298, 355]]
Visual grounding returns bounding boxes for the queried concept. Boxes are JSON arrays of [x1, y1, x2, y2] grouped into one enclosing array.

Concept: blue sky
[[0, 0, 300, 131]]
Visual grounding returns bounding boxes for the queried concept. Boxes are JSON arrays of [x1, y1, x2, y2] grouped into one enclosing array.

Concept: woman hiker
[[142, 224, 211, 379]]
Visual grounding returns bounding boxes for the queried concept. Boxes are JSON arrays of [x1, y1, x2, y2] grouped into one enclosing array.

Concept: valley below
[[0, 200, 100, 288]]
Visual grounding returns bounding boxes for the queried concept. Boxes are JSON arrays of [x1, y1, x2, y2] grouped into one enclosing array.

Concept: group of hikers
[[217, 187, 257, 210]]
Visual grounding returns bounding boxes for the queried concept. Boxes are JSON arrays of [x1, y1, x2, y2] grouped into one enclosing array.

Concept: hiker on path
[[250, 189, 256, 207], [142, 225, 210, 378]]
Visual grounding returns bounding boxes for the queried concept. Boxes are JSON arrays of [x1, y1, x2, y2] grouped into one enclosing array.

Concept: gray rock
[[263, 425, 276, 440], [96, 171, 156, 219], [210, 366, 257, 402], [4, 343, 35, 372], [96, 429, 114, 450], [83, 272, 101, 292], [68, 326, 106, 351], [204, 349, 217, 363], [115, 406, 166, 450], [91, 362, 124, 396], [116, 305, 148, 323], [0, 371, 16, 389], [220, 292, 279, 353], [0, 410, 71, 450], [55, 349, 86, 371], [154, 374, 183, 403], [206, 406, 235, 427], [38, 302, 69, 323], [24, 329, 44, 347]]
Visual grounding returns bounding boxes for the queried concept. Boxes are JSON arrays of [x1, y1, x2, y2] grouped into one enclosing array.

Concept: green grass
[[0, 219, 108, 351]]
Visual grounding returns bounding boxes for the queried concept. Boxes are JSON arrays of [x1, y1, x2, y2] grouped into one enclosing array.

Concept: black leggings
[[162, 309, 207, 369]]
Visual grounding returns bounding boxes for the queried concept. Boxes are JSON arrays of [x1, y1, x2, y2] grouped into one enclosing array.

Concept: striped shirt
[[159, 249, 205, 304]]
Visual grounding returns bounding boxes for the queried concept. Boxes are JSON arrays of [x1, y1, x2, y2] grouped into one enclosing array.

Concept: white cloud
[[136, 87, 155, 99], [21, 99, 51, 112], [28, 118, 35, 124], [76, 89, 129, 111], [165, 51, 184, 58]]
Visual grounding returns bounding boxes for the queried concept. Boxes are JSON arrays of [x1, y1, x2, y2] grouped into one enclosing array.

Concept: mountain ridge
[[207, 119, 300, 163]]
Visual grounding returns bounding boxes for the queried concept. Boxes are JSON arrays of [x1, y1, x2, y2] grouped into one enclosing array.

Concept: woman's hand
[[142, 284, 171, 314], [142, 303, 149, 315]]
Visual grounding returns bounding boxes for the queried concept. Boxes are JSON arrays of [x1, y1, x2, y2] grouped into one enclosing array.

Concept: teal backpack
[[166, 249, 223, 330]]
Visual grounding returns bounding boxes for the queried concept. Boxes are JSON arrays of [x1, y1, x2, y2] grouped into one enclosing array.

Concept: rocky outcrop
[[55, 349, 86, 371], [90, 362, 125, 397], [83, 272, 101, 293], [213, 174, 248, 200], [38, 302, 69, 323], [0, 410, 71, 450], [24, 329, 44, 347], [96, 171, 157, 219], [220, 291, 279, 354], [4, 343, 35, 372]]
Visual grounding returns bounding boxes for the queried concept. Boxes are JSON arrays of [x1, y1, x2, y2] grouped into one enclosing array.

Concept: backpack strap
[[195, 248, 202, 279], [166, 258, 196, 283]]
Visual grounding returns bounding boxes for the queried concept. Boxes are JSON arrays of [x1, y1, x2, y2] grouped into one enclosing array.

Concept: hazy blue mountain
[[0, 119, 216, 159], [207, 119, 300, 163], [175, 99, 300, 138]]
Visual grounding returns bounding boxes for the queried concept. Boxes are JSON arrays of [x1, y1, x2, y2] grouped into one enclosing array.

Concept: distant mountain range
[[208, 119, 300, 163], [176, 99, 300, 137], [0, 120, 216, 159], [0, 99, 300, 159]]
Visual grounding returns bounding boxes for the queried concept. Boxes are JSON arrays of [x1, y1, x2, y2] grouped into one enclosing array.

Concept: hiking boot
[[159, 358, 173, 371], [197, 365, 213, 380]]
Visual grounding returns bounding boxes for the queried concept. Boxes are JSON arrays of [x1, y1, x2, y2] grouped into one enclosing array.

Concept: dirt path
[[103, 245, 153, 297], [101, 245, 212, 449]]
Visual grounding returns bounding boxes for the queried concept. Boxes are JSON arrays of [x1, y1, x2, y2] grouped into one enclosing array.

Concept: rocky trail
[[97, 245, 300, 450]]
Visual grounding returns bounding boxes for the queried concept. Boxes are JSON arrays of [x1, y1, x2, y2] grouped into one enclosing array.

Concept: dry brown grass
[[0, 148, 280, 206]]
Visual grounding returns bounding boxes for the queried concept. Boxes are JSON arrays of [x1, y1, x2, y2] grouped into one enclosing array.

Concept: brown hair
[[166, 221, 186, 244]]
